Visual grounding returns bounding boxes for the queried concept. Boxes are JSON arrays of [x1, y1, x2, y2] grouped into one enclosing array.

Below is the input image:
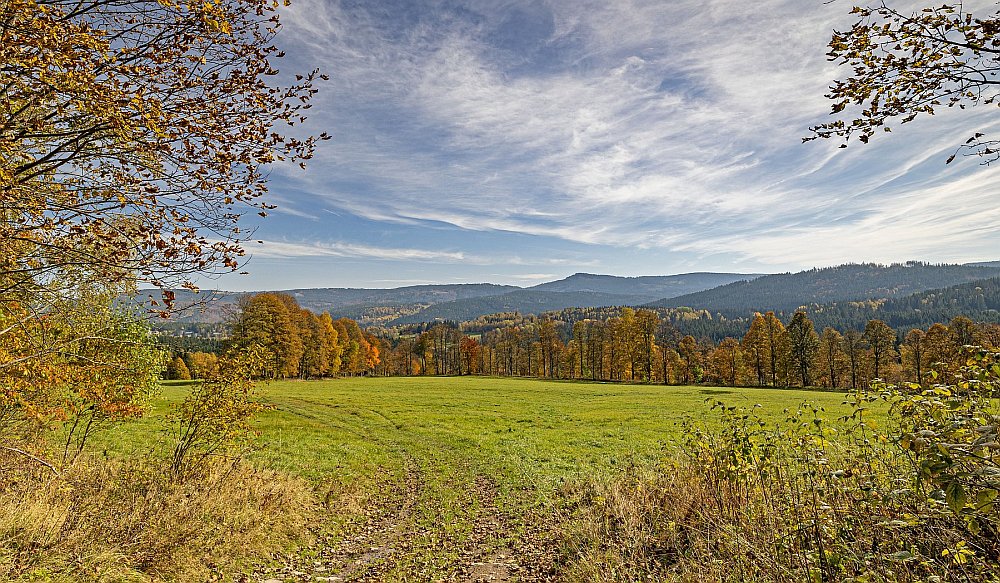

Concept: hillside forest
[[166, 289, 1000, 391]]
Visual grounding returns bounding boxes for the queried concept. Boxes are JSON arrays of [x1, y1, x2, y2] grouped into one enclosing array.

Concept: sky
[[205, 0, 1000, 291]]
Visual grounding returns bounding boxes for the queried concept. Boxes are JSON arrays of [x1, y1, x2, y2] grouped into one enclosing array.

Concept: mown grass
[[12, 374, 997, 582]]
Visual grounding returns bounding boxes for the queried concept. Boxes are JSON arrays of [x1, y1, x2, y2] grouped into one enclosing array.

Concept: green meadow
[[92, 377, 863, 581], [117, 377, 858, 482]]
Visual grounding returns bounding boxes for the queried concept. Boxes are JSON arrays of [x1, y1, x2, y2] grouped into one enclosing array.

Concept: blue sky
[[206, 0, 1000, 291]]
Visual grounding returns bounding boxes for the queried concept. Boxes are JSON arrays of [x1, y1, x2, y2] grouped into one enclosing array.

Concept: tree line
[[375, 307, 998, 389], [168, 293, 998, 389]]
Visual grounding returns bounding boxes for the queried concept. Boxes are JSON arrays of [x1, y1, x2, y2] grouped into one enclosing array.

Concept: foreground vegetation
[[6, 375, 856, 581], [8, 363, 1000, 581]]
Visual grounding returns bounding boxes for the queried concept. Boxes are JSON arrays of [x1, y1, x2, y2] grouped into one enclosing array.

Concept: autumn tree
[[299, 311, 330, 379], [319, 313, 343, 376], [367, 335, 388, 376], [816, 327, 847, 389], [809, 3, 1000, 163], [765, 312, 791, 387], [741, 312, 789, 387], [708, 337, 743, 386], [677, 335, 701, 384], [336, 318, 378, 376], [656, 320, 681, 385], [925, 322, 957, 373], [588, 321, 607, 381], [949, 315, 980, 348], [363, 331, 381, 373], [864, 319, 898, 380], [229, 293, 302, 378], [2, 0, 323, 307], [742, 313, 769, 386], [167, 356, 192, 381], [605, 317, 626, 381], [842, 329, 867, 389], [571, 320, 591, 379], [902, 328, 927, 384], [537, 319, 562, 379], [184, 352, 220, 380], [459, 336, 481, 375], [787, 312, 819, 387], [978, 323, 1000, 350], [634, 310, 660, 382], [617, 308, 641, 381]]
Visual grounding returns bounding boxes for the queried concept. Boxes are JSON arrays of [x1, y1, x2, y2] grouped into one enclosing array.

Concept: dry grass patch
[[0, 452, 315, 582]]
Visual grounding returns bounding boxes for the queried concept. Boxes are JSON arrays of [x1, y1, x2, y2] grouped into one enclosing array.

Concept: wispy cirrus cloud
[[245, 240, 466, 262], [232, 0, 1000, 288]]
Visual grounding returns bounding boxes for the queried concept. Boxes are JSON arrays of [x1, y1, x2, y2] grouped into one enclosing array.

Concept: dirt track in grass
[[108, 377, 858, 582]]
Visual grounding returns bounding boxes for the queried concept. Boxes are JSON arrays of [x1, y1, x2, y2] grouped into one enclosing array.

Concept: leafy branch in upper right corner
[[807, 3, 1000, 164]]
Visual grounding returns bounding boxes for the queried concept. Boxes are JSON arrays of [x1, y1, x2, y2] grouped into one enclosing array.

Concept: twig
[[0, 445, 61, 477]]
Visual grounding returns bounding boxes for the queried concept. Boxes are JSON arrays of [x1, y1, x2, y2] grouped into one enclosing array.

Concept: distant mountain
[[967, 260, 1000, 269], [390, 290, 653, 325], [145, 272, 756, 325], [140, 283, 518, 323], [649, 262, 1000, 316], [529, 272, 759, 297], [388, 272, 757, 325], [284, 283, 517, 312], [143, 263, 1000, 330]]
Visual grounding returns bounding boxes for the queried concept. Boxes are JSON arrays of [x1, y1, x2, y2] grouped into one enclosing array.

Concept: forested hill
[[528, 272, 759, 296], [649, 262, 1000, 316], [800, 277, 1000, 333], [285, 283, 518, 312], [142, 272, 753, 324], [390, 290, 651, 325], [138, 283, 518, 323]]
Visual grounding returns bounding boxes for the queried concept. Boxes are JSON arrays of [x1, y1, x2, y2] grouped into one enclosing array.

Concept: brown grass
[[0, 450, 315, 582]]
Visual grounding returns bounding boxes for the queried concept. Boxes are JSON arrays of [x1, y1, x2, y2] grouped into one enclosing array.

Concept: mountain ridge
[[143, 271, 757, 324], [144, 262, 1000, 326], [649, 262, 1000, 316]]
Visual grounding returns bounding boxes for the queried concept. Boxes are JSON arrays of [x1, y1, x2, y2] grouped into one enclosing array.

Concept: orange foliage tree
[[1, 0, 319, 469], [2, 0, 323, 302]]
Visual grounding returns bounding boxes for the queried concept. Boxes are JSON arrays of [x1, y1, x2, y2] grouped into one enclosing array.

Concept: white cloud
[[246, 240, 466, 262], [272, 0, 1000, 272]]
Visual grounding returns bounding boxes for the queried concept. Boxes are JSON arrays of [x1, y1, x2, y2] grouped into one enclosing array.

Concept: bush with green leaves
[[169, 346, 270, 480]]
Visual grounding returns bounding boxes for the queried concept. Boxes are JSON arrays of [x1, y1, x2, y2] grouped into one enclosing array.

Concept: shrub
[[169, 346, 270, 480], [563, 348, 1000, 582]]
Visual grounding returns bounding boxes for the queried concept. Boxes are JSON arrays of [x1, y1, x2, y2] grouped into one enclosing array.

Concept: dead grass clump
[[0, 453, 315, 582], [559, 465, 733, 582]]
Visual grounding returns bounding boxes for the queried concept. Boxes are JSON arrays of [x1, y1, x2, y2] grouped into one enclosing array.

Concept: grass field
[[93, 376, 860, 581]]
